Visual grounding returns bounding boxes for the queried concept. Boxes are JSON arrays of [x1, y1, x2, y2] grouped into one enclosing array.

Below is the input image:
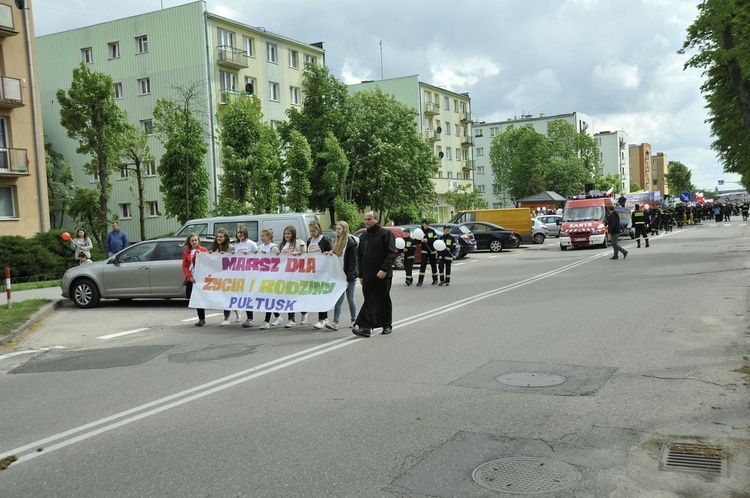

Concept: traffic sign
[[679, 192, 692, 202]]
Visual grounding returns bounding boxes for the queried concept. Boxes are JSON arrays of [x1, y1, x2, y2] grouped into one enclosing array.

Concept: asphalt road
[[1, 223, 749, 497]]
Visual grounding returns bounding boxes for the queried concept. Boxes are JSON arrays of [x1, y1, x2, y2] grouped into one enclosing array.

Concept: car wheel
[[489, 239, 503, 252], [72, 278, 101, 308], [394, 254, 405, 271], [560, 245, 567, 251], [513, 234, 522, 248], [601, 238, 608, 249], [533, 233, 545, 244]]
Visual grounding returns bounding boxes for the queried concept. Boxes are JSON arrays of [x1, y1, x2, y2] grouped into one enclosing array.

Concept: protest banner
[[189, 252, 347, 313]]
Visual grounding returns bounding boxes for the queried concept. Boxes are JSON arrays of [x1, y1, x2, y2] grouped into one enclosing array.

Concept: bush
[[0, 230, 96, 282]]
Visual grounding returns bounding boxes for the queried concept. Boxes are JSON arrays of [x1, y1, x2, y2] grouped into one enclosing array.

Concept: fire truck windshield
[[562, 206, 605, 222]]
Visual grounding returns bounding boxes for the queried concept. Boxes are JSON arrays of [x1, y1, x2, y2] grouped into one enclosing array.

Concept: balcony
[[217, 45, 248, 68], [0, 76, 23, 108], [0, 4, 18, 38], [461, 136, 474, 147], [461, 159, 475, 171], [459, 111, 471, 124], [218, 88, 252, 104], [0, 148, 30, 176], [423, 129, 441, 142], [423, 102, 439, 115]]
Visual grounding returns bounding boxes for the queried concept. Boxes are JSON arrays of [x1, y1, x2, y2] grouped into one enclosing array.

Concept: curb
[[0, 299, 65, 348]]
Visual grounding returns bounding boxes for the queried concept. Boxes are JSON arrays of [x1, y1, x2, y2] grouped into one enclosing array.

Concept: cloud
[[591, 61, 641, 90]]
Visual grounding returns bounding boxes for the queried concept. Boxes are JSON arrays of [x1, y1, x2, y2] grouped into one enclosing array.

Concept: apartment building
[[0, 0, 48, 237], [36, 1, 324, 240], [593, 130, 631, 194], [628, 143, 651, 191], [472, 112, 593, 208], [348, 75, 473, 222], [651, 152, 670, 197]]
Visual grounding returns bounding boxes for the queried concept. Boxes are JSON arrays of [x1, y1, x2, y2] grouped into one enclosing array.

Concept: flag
[[605, 187, 614, 197]]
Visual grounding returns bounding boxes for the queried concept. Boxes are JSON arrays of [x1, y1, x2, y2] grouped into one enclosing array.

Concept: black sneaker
[[353, 328, 371, 338], [431, 280, 438, 285], [416, 281, 423, 287], [382, 326, 392, 335]]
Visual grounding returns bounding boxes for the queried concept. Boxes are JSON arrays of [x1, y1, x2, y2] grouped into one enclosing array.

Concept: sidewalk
[[1, 287, 65, 347]]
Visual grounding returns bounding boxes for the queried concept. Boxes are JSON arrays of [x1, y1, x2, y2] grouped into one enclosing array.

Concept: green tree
[[681, 0, 750, 188], [546, 119, 599, 179], [282, 63, 350, 222], [45, 143, 73, 229], [345, 88, 437, 223], [252, 123, 284, 214], [664, 161, 696, 195], [67, 187, 102, 247], [445, 184, 489, 212], [120, 125, 155, 241], [489, 125, 550, 202], [284, 130, 312, 212], [215, 93, 263, 215], [152, 83, 210, 224], [56, 62, 130, 242], [594, 173, 623, 193]]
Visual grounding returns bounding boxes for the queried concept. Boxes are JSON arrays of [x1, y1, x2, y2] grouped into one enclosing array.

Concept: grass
[[0, 299, 51, 337], [3, 280, 60, 291]]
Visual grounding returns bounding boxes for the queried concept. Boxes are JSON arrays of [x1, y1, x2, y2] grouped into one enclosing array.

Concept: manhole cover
[[473, 457, 580, 494], [498, 372, 567, 387]]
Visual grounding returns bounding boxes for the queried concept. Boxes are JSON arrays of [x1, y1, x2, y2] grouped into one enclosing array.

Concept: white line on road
[[96, 328, 151, 340], [0, 346, 66, 361]]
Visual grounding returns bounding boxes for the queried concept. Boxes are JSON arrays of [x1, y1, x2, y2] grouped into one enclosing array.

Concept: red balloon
[[61, 232, 71, 241]]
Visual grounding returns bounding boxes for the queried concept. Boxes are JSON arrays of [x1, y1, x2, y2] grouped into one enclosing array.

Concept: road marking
[[180, 312, 222, 322], [0, 228, 699, 466], [96, 328, 151, 340], [0, 346, 66, 361]]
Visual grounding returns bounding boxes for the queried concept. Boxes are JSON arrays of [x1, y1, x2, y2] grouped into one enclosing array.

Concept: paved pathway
[[2, 286, 63, 305]]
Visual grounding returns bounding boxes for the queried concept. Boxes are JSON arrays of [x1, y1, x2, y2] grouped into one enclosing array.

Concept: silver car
[[537, 215, 562, 237], [61, 237, 187, 308], [531, 218, 549, 244]]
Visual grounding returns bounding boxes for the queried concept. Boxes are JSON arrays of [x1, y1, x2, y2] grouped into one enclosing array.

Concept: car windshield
[[563, 206, 604, 222]]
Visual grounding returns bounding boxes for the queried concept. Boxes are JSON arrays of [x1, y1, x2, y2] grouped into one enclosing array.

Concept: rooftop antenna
[[380, 40, 383, 80]]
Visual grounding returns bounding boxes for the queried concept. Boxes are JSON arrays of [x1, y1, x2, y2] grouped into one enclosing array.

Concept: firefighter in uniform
[[632, 204, 649, 248], [741, 202, 749, 221], [437, 225, 454, 286], [416, 219, 439, 286], [402, 228, 416, 286]]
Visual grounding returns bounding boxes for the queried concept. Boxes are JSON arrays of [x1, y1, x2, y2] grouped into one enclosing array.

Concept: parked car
[[459, 221, 516, 252], [531, 218, 548, 244], [352, 226, 420, 270], [537, 214, 562, 237], [61, 237, 187, 308], [431, 223, 476, 259]]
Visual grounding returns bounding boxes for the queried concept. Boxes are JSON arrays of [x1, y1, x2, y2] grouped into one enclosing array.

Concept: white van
[[174, 213, 320, 245]]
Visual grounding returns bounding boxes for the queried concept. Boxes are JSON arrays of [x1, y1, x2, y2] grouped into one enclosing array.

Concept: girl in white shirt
[[279, 226, 306, 328], [234, 225, 259, 328], [257, 228, 282, 329]]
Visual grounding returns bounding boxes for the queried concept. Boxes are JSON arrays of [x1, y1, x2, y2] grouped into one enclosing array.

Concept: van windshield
[[175, 223, 209, 237], [563, 206, 604, 222]]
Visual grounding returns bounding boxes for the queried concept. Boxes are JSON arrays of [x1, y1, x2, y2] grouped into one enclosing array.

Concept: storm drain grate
[[659, 443, 728, 476], [472, 457, 580, 494]]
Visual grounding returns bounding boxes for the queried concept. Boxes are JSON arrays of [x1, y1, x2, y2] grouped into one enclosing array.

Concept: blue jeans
[[333, 279, 357, 325]]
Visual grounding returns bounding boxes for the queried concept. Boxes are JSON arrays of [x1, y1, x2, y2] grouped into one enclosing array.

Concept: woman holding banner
[[210, 228, 235, 326], [279, 226, 307, 328], [181, 233, 208, 326], [306, 220, 333, 330], [326, 220, 358, 331], [258, 228, 283, 329]]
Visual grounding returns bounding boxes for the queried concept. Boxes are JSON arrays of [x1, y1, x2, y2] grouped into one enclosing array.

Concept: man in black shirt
[[607, 209, 628, 260], [353, 211, 396, 338]]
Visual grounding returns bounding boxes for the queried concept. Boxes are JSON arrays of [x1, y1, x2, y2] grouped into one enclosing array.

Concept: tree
[[45, 143, 73, 229], [56, 62, 130, 243], [345, 88, 437, 223], [252, 123, 284, 214], [681, 0, 750, 189], [594, 173, 624, 193], [318, 131, 356, 227], [284, 130, 312, 212], [214, 93, 263, 215], [67, 187, 102, 247], [282, 63, 350, 223], [152, 83, 210, 224], [445, 184, 489, 212], [664, 161, 696, 195], [120, 125, 155, 241]]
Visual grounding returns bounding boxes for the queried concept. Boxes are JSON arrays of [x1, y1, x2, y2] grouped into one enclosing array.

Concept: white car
[[537, 214, 562, 237], [531, 218, 549, 244]]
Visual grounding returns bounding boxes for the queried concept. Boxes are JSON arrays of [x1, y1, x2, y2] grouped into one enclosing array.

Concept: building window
[[113, 82, 123, 99], [490, 127, 499, 137], [477, 166, 485, 175], [477, 185, 485, 193], [244, 76, 256, 95], [136, 35, 149, 54], [90, 171, 99, 183], [243, 36, 254, 57], [459, 101, 466, 113], [288, 49, 299, 69], [266, 42, 277, 63], [147, 201, 158, 217], [447, 172, 453, 179], [476, 147, 484, 156], [445, 122, 451, 135], [137, 78, 151, 95], [217, 28, 234, 48], [304, 54, 317, 65], [0, 186, 17, 218], [454, 99, 459, 112], [141, 119, 153, 135], [219, 71, 236, 91], [455, 124, 460, 136], [119, 202, 132, 219], [475, 129, 483, 137], [108, 42, 120, 59], [290, 86, 300, 105], [118, 165, 129, 180], [81, 47, 93, 64], [436, 146, 443, 159], [145, 161, 156, 176], [269, 82, 280, 101], [443, 96, 450, 110], [446, 148, 452, 160]]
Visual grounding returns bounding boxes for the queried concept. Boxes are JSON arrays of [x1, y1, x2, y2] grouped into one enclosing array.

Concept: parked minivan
[[174, 213, 320, 245]]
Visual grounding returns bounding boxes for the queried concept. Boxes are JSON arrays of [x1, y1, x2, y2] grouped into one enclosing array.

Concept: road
[[1, 223, 749, 497]]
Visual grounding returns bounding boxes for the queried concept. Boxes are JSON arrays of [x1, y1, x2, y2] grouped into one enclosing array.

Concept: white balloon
[[434, 239, 447, 252], [412, 228, 424, 240], [395, 237, 405, 249]]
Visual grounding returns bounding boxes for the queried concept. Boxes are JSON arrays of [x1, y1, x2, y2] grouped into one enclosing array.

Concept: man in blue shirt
[[105, 222, 129, 257]]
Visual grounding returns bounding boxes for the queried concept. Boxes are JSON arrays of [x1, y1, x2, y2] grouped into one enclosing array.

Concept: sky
[[29, 0, 743, 193]]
